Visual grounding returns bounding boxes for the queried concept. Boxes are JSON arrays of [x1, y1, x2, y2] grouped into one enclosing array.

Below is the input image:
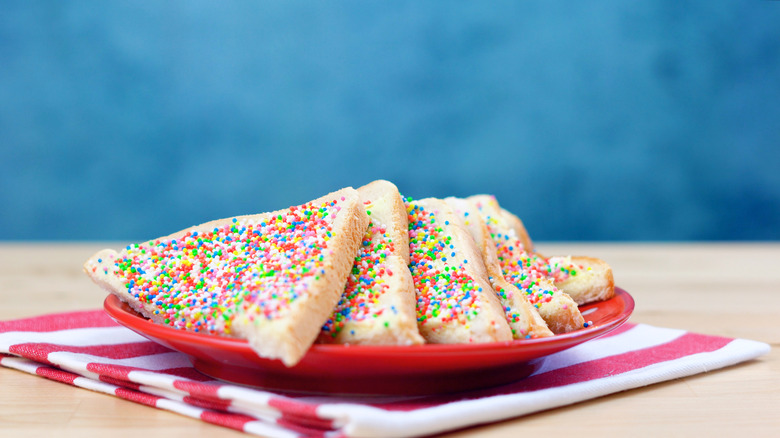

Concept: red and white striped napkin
[[0, 310, 769, 438]]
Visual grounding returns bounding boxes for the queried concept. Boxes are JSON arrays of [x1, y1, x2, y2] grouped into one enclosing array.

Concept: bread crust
[[84, 187, 369, 366], [407, 198, 512, 343], [318, 180, 424, 345]]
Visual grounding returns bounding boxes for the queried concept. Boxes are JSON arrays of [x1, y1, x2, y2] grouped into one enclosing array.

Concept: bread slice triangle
[[84, 187, 369, 366], [444, 197, 553, 339], [467, 195, 586, 334], [497, 203, 615, 305], [319, 180, 424, 345], [406, 197, 512, 343], [542, 255, 615, 305]]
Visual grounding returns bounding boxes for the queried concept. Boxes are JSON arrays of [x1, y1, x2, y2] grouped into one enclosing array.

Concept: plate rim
[[103, 287, 634, 358]]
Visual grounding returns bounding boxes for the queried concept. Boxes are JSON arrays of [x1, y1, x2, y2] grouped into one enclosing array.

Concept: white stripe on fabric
[[217, 386, 282, 421], [217, 386, 274, 406], [156, 398, 205, 418], [73, 376, 121, 396], [140, 384, 185, 401], [0, 326, 147, 351], [47, 351, 191, 373], [127, 370, 190, 391], [0, 355, 42, 374], [228, 400, 282, 422]]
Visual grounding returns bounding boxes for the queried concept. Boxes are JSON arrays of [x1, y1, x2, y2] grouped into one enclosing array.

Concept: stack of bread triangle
[[85, 180, 614, 367]]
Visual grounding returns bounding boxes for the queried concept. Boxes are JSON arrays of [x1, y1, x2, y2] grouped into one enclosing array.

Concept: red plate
[[104, 287, 634, 396]]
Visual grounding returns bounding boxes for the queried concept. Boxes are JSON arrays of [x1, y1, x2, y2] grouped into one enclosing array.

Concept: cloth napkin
[[0, 310, 769, 438]]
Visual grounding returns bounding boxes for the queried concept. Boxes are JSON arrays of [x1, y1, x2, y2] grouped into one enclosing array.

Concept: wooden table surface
[[1, 242, 778, 437]]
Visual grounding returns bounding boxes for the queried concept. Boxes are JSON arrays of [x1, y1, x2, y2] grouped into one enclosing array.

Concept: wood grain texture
[[1, 242, 778, 437]]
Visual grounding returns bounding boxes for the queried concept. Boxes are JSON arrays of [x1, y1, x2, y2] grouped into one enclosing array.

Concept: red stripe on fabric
[[8, 343, 55, 365], [370, 332, 734, 411], [183, 395, 232, 412], [99, 374, 142, 391], [276, 417, 333, 436], [277, 414, 338, 431], [269, 397, 334, 432], [85, 363, 213, 394], [0, 310, 115, 333], [35, 365, 79, 385], [174, 379, 223, 398], [85, 363, 203, 384], [200, 410, 254, 432], [269, 396, 322, 420], [86, 362, 137, 380], [159, 367, 212, 381], [9, 342, 172, 365], [115, 387, 161, 407]]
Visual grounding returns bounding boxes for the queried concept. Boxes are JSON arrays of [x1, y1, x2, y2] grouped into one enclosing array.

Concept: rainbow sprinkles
[[321, 214, 395, 338], [84, 182, 615, 367], [405, 197, 512, 343], [86, 187, 372, 366]]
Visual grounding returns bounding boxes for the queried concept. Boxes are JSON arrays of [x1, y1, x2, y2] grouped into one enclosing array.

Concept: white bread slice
[[546, 255, 615, 305], [319, 180, 424, 345], [497, 205, 615, 305], [444, 197, 553, 339], [467, 195, 586, 334], [84, 187, 369, 366], [406, 197, 513, 343]]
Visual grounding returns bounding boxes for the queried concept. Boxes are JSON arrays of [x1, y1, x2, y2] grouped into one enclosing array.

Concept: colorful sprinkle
[[111, 198, 347, 336], [406, 200, 482, 327], [321, 202, 396, 338], [474, 202, 580, 308]]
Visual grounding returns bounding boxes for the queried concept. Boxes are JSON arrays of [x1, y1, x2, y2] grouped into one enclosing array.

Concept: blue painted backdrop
[[1, 1, 778, 241]]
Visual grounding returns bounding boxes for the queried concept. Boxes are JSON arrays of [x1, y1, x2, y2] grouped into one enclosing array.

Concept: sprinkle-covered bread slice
[[497, 204, 615, 305], [545, 255, 615, 305], [319, 180, 424, 345], [406, 197, 513, 344], [84, 187, 369, 366], [444, 197, 553, 339], [467, 195, 586, 334]]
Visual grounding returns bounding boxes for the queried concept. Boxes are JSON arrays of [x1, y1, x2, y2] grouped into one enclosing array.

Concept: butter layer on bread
[[445, 197, 553, 339], [319, 180, 424, 345], [467, 195, 586, 334], [406, 197, 513, 343], [84, 187, 369, 366]]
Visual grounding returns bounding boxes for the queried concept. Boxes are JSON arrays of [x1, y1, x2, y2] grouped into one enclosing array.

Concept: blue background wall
[[2, 1, 778, 241]]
